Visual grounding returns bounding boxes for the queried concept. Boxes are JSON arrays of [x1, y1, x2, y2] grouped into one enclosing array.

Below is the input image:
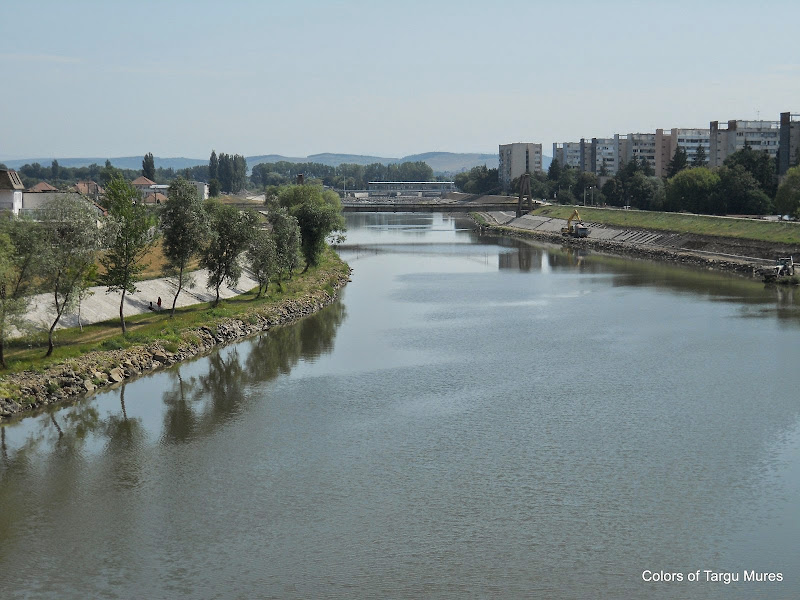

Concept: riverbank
[[473, 210, 800, 279], [0, 249, 351, 422]]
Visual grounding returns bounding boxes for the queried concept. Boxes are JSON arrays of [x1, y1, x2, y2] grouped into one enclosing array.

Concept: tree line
[[0, 179, 345, 367], [250, 159, 436, 190], [5, 152, 441, 196]]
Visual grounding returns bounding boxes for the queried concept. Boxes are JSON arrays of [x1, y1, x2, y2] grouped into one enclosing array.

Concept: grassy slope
[[531, 206, 800, 246], [2, 247, 349, 375]]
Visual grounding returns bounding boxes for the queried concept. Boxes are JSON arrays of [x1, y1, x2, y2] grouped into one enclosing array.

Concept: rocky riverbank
[[0, 268, 351, 422], [474, 212, 795, 279]]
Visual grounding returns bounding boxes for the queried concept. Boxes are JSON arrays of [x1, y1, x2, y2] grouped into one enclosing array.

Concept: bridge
[[342, 191, 543, 213]]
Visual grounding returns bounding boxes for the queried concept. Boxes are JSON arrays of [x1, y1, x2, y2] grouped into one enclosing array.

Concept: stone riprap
[[476, 211, 795, 277], [0, 269, 351, 421]]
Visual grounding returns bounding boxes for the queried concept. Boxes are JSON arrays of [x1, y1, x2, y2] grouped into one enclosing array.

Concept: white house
[[0, 169, 24, 215]]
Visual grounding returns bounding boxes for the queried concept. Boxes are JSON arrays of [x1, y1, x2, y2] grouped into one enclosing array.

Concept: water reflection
[[478, 232, 800, 323], [159, 299, 347, 442], [1, 299, 346, 464]]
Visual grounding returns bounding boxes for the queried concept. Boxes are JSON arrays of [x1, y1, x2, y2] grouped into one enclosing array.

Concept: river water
[[1, 212, 798, 599]]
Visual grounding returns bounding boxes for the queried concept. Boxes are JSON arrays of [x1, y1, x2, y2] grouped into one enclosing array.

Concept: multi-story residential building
[[552, 142, 582, 169], [498, 143, 543, 192], [591, 137, 620, 175], [709, 120, 780, 167], [655, 128, 711, 176], [624, 133, 657, 170], [779, 112, 800, 176]]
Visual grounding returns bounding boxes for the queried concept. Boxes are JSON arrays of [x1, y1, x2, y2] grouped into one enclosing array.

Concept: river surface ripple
[[1, 212, 798, 599]]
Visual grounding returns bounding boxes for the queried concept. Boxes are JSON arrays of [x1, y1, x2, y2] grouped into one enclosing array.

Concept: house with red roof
[[28, 181, 59, 193]]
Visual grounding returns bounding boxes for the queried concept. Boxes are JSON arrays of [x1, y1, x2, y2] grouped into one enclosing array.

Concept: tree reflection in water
[[102, 386, 145, 489], [160, 300, 346, 442]]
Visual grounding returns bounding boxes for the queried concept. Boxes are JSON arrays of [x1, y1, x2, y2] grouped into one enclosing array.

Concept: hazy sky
[[2, 0, 799, 160]]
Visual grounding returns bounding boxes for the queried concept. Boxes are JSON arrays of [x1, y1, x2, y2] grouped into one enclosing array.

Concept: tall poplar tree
[[142, 152, 156, 180], [209, 150, 218, 181]]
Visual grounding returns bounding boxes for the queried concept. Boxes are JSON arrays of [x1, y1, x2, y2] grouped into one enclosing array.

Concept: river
[[1, 212, 798, 599]]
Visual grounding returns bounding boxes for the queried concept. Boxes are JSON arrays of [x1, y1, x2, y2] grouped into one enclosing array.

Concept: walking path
[[19, 269, 259, 336]]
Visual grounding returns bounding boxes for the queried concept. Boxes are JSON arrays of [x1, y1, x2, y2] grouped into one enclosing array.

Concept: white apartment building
[[709, 120, 780, 167], [552, 142, 583, 169], [655, 128, 711, 176], [591, 138, 620, 175], [624, 133, 657, 169], [499, 143, 543, 192]]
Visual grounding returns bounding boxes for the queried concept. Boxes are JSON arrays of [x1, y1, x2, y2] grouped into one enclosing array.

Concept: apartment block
[[590, 137, 620, 175], [709, 120, 780, 167], [655, 128, 711, 176], [499, 143, 543, 192], [552, 142, 583, 169], [624, 133, 657, 170], [779, 112, 800, 176]]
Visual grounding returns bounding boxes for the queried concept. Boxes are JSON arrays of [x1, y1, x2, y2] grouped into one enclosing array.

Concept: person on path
[[157, 297, 162, 310]]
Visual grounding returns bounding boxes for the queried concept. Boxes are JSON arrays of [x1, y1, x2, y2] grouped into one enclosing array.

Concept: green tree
[[201, 201, 259, 305], [208, 179, 220, 198], [575, 172, 599, 199], [775, 165, 800, 219], [599, 158, 610, 177], [691, 145, 707, 168], [38, 194, 102, 356], [627, 172, 656, 209], [209, 150, 218, 181], [556, 188, 576, 205], [247, 229, 278, 298], [277, 184, 346, 271], [716, 165, 772, 215], [218, 153, 232, 192], [548, 158, 562, 181], [558, 167, 577, 197], [454, 166, 498, 194], [602, 178, 623, 206], [160, 178, 208, 316], [233, 154, 248, 192], [639, 157, 654, 176], [665, 167, 720, 213], [99, 159, 122, 187], [142, 152, 156, 180], [0, 217, 41, 368], [99, 177, 156, 333], [268, 207, 302, 281], [724, 146, 776, 197], [51, 159, 60, 180], [667, 147, 688, 178]]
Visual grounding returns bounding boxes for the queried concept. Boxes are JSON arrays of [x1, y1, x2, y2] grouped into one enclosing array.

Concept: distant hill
[[248, 152, 499, 173], [403, 152, 498, 173], [2, 152, 504, 175]]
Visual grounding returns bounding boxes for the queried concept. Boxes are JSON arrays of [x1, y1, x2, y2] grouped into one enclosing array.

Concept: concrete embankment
[[475, 210, 800, 278], [0, 268, 351, 422]]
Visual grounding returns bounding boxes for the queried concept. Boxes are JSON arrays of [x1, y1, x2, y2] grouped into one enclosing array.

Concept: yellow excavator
[[561, 209, 590, 238]]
